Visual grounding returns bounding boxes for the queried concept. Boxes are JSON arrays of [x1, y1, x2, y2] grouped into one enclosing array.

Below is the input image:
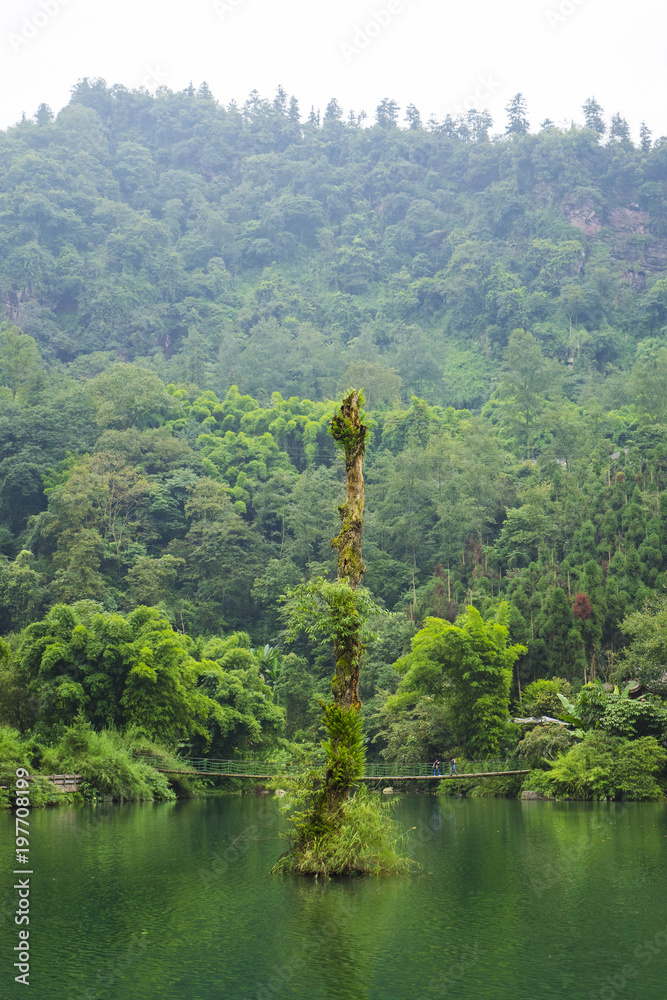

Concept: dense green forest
[[1, 82, 667, 798]]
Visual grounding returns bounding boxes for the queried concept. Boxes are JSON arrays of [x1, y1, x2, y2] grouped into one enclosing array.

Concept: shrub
[[601, 698, 667, 740], [375, 697, 457, 765], [526, 733, 667, 801], [0, 725, 31, 775], [0, 725, 81, 806], [439, 773, 524, 798], [517, 724, 577, 769], [40, 718, 177, 801], [575, 683, 608, 729], [520, 678, 573, 718], [0, 726, 29, 808]]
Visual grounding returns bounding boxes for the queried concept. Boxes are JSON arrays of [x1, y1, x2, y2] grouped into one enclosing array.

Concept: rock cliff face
[[564, 200, 667, 278], [564, 199, 604, 237]]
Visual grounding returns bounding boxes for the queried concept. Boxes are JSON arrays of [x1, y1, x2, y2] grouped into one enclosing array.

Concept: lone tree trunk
[[324, 389, 367, 805], [330, 389, 367, 709], [274, 389, 408, 874]]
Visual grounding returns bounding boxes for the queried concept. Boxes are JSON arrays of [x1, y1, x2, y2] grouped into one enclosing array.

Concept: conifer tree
[[609, 112, 632, 144], [505, 93, 529, 135], [639, 121, 652, 152], [582, 97, 606, 134]]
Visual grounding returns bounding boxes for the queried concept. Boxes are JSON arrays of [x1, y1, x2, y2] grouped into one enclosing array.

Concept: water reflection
[[0, 796, 666, 999]]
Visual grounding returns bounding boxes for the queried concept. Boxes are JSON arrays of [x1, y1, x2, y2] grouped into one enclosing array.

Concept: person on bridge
[[433, 759, 441, 776], [450, 757, 456, 775]]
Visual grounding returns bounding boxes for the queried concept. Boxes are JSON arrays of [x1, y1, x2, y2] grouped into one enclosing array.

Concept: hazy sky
[[0, 0, 665, 138]]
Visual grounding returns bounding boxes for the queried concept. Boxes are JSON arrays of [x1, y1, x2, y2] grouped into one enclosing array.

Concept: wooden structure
[[44, 774, 83, 792]]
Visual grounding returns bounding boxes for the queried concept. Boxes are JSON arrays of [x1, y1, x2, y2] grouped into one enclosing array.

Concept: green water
[[1, 795, 667, 999]]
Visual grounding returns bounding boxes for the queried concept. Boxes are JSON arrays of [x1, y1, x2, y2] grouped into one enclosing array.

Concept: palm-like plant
[[556, 679, 633, 737], [259, 644, 282, 686]]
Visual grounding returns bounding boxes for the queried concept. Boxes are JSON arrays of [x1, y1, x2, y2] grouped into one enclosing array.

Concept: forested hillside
[[1, 82, 667, 766]]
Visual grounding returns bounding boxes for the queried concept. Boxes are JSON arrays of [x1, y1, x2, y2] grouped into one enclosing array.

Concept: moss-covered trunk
[[273, 390, 407, 874], [326, 390, 367, 805], [330, 389, 366, 707]]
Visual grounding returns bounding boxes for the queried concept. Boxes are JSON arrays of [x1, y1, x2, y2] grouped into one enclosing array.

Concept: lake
[[1, 794, 666, 999]]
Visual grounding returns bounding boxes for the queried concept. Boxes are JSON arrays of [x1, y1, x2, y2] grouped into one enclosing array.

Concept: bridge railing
[[168, 757, 325, 776], [361, 759, 525, 777], [138, 756, 526, 777]]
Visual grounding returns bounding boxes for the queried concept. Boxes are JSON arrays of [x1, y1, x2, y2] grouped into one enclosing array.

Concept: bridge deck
[[359, 770, 530, 780], [148, 761, 529, 781], [36, 760, 529, 787]]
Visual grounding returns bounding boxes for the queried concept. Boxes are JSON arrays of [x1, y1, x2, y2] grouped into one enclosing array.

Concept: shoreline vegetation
[[0, 719, 201, 809], [3, 682, 665, 811], [3, 754, 665, 810]]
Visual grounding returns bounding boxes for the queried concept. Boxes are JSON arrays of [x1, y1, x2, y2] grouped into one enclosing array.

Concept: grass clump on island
[[271, 709, 412, 877], [272, 771, 412, 877]]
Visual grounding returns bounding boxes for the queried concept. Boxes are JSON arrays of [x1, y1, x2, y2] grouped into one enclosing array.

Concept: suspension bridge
[[136, 756, 530, 781]]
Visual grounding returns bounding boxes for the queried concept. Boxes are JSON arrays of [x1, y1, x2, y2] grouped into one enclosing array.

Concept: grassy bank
[[0, 719, 203, 806]]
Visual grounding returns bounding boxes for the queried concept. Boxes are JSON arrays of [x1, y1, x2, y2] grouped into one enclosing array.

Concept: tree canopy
[[2, 85, 667, 789]]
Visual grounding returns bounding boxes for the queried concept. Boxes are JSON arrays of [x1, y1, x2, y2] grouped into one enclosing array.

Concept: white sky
[[0, 0, 665, 138]]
